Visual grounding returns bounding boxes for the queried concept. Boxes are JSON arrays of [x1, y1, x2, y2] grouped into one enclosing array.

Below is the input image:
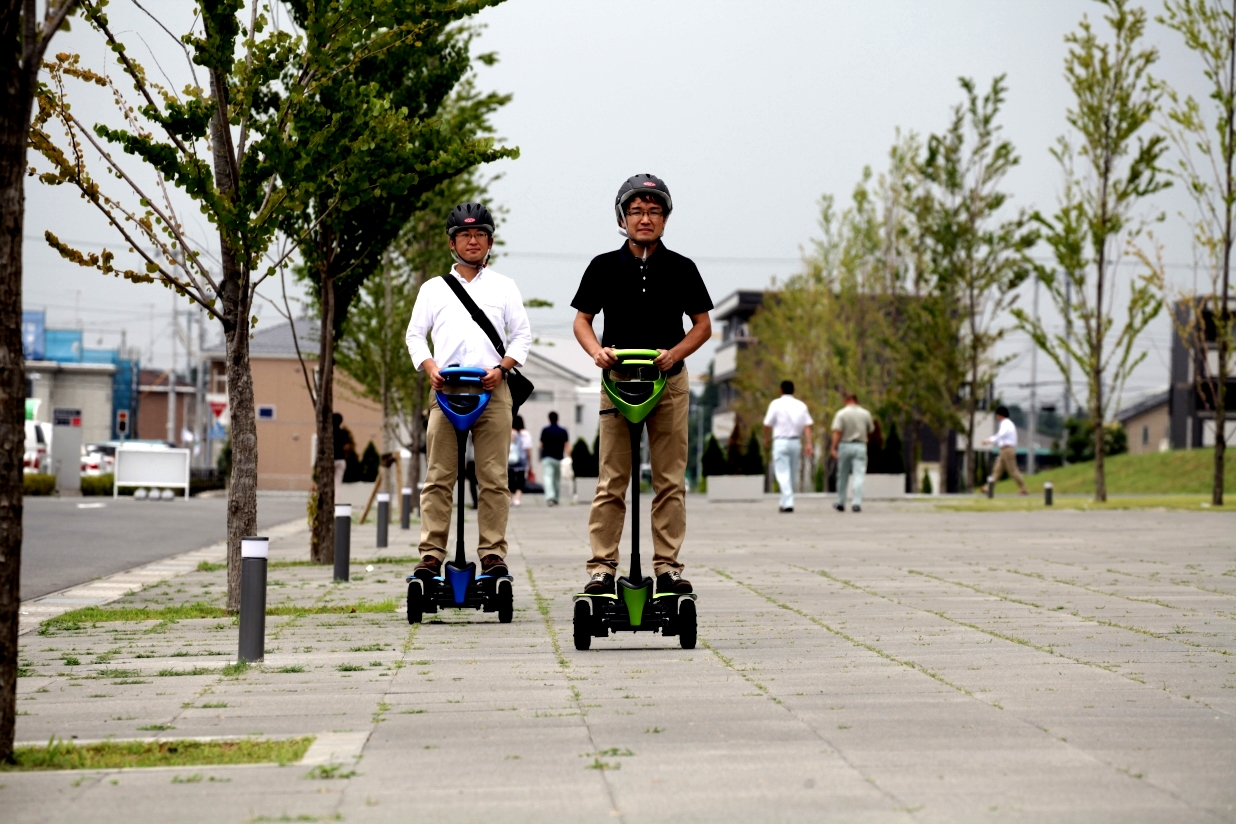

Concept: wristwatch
[[497, 365, 510, 380]]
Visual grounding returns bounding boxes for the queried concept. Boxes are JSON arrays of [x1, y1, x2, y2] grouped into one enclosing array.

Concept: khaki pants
[[988, 445, 1026, 493], [419, 380, 512, 561], [587, 368, 690, 577]]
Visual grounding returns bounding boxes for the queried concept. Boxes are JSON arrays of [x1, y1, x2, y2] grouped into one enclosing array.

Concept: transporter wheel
[[406, 581, 422, 625], [678, 599, 697, 650], [573, 600, 592, 650], [497, 580, 513, 624]]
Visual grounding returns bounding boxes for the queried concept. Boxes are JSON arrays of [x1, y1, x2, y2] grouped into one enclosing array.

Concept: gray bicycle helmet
[[614, 174, 673, 224]]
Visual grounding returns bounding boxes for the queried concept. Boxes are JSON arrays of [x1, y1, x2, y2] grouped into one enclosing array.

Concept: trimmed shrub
[[23, 474, 56, 496], [570, 438, 598, 477], [700, 435, 728, 476], [741, 431, 764, 476], [81, 474, 114, 496]]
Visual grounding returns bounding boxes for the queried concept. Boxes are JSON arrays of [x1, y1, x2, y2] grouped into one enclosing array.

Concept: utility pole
[[1028, 278, 1039, 475], [1062, 278, 1072, 466], [167, 300, 177, 445]]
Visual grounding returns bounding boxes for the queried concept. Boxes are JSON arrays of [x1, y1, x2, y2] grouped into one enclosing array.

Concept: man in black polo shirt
[[571, 174, 713, 596]]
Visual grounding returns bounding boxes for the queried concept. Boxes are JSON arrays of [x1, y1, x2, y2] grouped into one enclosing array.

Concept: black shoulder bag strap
[[441, 273, 534, 414]]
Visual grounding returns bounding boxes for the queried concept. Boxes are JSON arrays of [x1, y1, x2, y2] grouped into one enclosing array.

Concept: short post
[[986, 477, 995, 499], [376, 492, 390, 549], [238, 536, 268, 663], [400, 487, 412, 530], [334, 504, 351, 582], [1044, 482, 1053, 507]]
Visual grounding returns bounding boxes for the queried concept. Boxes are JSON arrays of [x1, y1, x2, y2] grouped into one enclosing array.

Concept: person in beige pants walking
[[982, 405, 1028, 495]]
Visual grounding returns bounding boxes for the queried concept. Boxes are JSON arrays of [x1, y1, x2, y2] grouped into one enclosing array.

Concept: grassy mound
[[996, 449, 1233, 496]]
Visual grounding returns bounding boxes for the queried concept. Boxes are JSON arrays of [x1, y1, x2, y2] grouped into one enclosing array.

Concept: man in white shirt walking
[[405, 202, 532, 582], [982, 405, 1028, 495], [763, 380, 813, 512]]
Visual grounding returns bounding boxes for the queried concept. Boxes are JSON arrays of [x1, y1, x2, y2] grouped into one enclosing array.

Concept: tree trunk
[[906, 414, 919, 493], [223, 299, 257, 611], [1094, 260, 1107, 503], [310, 270, 336, 564], [0, 50, 33, 767]]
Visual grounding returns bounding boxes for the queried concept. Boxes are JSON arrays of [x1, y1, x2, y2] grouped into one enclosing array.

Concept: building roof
[[204, 319, 319, 360], [712, 289, 766, 322], [527, 336, 596, 383], [1116, 388, 1169, 423]]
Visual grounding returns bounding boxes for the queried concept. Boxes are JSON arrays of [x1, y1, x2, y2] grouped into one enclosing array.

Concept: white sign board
[[113, 446, 191, 498]]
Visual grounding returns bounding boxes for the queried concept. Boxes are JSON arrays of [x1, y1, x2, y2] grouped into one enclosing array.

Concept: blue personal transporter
[[406, 366, 513, 624]]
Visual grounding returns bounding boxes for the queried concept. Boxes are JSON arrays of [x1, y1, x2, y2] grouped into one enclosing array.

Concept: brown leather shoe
[[413, 555, 442, 581], [480, 554, 508, 577], [584, 572, 615, 595], [656, 571, 692, 594]]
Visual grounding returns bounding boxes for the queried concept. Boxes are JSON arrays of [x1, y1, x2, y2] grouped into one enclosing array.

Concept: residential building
[[1117, 389, 1170, 455], [709, 289, 765, 442], [1170, 298, 1236, 449]]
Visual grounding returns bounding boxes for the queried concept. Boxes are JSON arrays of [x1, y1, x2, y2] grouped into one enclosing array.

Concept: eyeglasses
[[454, 230, 491, 241], [625, 208, 664, 219]]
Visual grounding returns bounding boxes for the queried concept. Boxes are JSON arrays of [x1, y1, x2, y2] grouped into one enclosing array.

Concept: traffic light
[[116, 409, 129, 437]]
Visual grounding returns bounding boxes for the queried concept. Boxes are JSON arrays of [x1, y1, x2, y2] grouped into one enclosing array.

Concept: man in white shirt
[[763, 380, 813, 512], [981, 405, 1028, 495], [405, 202, 532, 582]]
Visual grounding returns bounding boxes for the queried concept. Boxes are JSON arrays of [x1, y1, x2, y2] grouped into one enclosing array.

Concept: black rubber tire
[[573, 600, 592, 650], [678, 598, 697, 649], [406, 581, 422, 625], [497, 580, 513, 624]]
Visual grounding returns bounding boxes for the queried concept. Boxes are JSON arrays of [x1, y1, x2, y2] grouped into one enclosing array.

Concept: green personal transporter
[[572, 349, 697, 651]]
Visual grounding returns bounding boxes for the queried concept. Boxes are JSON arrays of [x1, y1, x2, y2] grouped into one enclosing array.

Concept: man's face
[[622, 195, 667, 245], [451, 229, 493, 266]]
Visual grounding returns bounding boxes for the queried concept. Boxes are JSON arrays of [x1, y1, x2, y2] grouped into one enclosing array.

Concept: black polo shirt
[[571, 243, 713, 354]]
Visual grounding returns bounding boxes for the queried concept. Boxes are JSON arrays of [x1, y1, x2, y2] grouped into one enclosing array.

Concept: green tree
[[280, 10, 516, 563], [919, 75, 1037, 492], [1157, 0, 1236, 506], [1015, 0, 1168, 502], [34, 1, 308, 610], [1, 0, 80, 768]]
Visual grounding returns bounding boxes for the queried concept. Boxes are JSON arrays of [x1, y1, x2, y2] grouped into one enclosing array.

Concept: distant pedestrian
[[464, 433, 478, 510], [332, 413, 349, 495], [508, 415, 532, 507], [830, 392, 874, 513], [982, 405, 1028, 496], [763, 380, 813, 513], [540, 411, 569, 506]]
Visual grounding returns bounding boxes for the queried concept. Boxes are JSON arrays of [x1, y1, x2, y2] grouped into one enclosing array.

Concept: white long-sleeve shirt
[[405, 267, 531, 371], [991, 417, 1018, 449]]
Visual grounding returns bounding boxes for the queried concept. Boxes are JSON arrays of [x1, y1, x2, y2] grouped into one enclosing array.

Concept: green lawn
[[995, 448, 1233, 496]]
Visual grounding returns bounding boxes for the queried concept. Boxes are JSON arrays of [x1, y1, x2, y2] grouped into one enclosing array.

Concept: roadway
[[20, 494, 310, 600]]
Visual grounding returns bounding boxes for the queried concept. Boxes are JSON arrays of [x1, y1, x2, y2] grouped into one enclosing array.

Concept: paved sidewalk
[[5, 498, 1235, 822]]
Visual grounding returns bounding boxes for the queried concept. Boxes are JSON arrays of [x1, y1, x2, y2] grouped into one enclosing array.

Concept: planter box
[[851, 473, 906, 500], [707, 474, 764, 502], [572, 476, 598, 503]]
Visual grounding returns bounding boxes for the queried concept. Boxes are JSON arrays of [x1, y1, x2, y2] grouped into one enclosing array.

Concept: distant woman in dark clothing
[[333, 413, 350, 495]]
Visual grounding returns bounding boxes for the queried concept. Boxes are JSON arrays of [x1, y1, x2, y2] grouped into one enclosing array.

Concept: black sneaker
[[480, 554, 508, 577], [779, 506, 794, 513], [584, 572, 615, 595], [413, 555, 442, 581], [852, 505, 862, 513], [656, 570, 692, 594], [833, 503, 845, 512]]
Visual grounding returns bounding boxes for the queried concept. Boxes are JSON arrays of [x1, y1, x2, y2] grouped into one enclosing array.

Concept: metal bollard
[[376, 492, 390, 549], [334, 504, 351, 582], [238, 536, 268, 663], [1044, 482, 1053, 507], [986, 477, 995, 499], [401, 487, 412, 530]]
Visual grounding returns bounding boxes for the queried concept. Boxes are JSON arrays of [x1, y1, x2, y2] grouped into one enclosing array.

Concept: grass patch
[[937, 494, 1225, 512], [1, 736, 315, 771], [277, 665, 306, 674], [137, 724, 175, 731], [337, 663, 365, 672], [304, 763, 357, 780], [993, 449, 1234, 496], [196, 561, 226, 573], [42, 600, 398, 631]]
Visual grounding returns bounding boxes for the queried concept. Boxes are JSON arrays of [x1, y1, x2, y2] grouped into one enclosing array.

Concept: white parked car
[[24, 420, 50, 474]]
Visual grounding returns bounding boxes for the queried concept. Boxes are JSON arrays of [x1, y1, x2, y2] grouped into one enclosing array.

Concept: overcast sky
[[23, 0, 1216, 415]]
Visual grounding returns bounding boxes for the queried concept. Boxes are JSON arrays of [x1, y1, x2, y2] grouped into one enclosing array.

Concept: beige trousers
[[587, 368, 690, 577], [419, 380, 512, 561], [989, 445, 1027, 493]]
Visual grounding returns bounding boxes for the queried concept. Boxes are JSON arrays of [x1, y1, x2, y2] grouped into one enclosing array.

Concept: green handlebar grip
[[611, 349, 661, 360]]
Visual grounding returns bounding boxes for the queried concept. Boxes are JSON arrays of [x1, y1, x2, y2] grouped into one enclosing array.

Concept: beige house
[[1117, 389, 1170, 455], [205, 322, 383, 491]]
